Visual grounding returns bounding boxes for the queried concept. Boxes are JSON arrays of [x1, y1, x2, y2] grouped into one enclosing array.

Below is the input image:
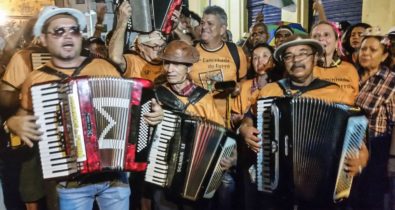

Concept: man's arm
[[0, 82, 20, 115], [108, 1, 132, 73], [92, 3, 107, 38], [312, 0, 327, 21], [6, 108, 42, 148]]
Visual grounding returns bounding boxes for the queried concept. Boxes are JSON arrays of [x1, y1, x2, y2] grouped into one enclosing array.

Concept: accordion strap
[[277, 78, 337, 97], [37, 57, 93, 80], [155, 85, 208, 113]]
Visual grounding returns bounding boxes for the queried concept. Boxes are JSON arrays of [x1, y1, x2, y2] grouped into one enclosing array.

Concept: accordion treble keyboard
[[31, 83, 78, 179], [145, 110, 180, 186], [256, 98, 279, 193], [31, 52, 52, 69]]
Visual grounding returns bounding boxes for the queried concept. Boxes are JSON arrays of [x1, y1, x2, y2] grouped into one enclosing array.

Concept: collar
[[375, 65, 391, 80], [329, 58, 342, 68], [169, 80, 196, 97], [251, 74, 268, 92]]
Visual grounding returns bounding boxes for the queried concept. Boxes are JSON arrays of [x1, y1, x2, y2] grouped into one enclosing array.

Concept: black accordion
[[31, 77, 154, 179], [256, 97, 368, 204], [144, 110, 237, 201]]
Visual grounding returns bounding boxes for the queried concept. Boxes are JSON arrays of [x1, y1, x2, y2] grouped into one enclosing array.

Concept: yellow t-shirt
[[231, 79, 260, 115], [2, 49, 35, 89], [159, 85, 225, 127], [313, 61, 359, 104], [257, 80, 353, 106], [123, 53, 164, 82], [190, 43, 248, 120], [21, 58, 121, 111], [190, 43, 248, 90]]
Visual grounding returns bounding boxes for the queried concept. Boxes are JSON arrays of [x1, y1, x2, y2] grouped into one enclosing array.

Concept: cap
[[274, 34, 323, 62], [137, 31, 166, 46], [160, 40, 199, 64], [33, 6, 86, 38], [275, 25, 294, 35]]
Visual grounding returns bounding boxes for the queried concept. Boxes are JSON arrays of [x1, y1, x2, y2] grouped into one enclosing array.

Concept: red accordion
[[31, 77, 154, 179]]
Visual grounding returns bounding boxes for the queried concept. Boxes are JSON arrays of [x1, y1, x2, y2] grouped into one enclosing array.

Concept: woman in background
[[342, 22, 371, 65], [352, 28, 394, 210]]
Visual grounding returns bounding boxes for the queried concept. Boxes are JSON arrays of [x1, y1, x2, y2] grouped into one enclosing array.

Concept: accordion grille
[[291, 98, 341, 200]]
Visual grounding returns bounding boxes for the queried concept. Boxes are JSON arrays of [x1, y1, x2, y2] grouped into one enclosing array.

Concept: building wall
[[189, 0, 247, 42], [362, 0, 395, 33]]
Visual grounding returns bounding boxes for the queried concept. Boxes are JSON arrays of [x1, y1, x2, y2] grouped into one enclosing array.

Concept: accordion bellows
[[31, 77, 154, 179], [256, 97, 368, 204]]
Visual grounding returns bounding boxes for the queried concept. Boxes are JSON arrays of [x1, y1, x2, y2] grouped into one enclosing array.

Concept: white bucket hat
[[33, 6, 86, 38]]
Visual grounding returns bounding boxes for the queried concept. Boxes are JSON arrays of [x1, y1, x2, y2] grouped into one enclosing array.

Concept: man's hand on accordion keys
[[239, 117, 261, 153], [143, 98, 164, 126], [6, 115, 42, 148], [344, 142, 369, 177]]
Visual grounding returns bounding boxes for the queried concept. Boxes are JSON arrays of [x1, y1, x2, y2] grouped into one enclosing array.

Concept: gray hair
[[203, 5, 227, 26]]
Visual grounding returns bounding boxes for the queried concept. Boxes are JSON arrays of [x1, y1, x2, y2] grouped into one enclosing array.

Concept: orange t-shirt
[[2, 49, 35, 89], [232, 79, 260, 115], [20, 58, 121, 111], [159, 85, 225, 127], [190, 43, 248, 119], [257, 80, 353, 106], [313, 61, 359, 104], [123, 53, 164, 82]]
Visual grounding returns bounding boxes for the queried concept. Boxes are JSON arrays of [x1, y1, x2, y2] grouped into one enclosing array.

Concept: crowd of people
[[0, 1, 394, 210]]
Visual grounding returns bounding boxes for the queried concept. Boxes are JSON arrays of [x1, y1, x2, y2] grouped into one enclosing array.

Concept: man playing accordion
[[239, 35, 369, 210], [150, 40, 236, 210], [4, 6, 163, 210]]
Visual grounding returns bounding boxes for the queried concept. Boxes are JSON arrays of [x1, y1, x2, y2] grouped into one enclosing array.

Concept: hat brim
[[34, 7, 87, 37], [273, 39, 324, 62]]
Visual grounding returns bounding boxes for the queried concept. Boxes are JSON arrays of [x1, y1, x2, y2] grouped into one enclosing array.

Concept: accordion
[[119, 0, 182, 34], [144, 110, 237, 201], [256, 97, 368, 204], [31, 77, 154, 179]]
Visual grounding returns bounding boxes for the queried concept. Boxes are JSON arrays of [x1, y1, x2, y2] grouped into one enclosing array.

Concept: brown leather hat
[[160, 40, 200, 64]]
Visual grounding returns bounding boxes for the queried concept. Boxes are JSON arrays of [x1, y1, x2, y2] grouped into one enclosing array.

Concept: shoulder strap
[[38, 66, 69, 80], [183, 86, 209, 112], [277, 78, 337, 97], [277, 78, 293, 97], [37, 57, 94, 80], [225, 41, 241, 81], [154, 85, 186, 112], [155, 85, 209, 113]]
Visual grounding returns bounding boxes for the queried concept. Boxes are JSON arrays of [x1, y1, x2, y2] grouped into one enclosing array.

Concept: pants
[[57, 181, 130, 210], [350, 135, 390, 210]]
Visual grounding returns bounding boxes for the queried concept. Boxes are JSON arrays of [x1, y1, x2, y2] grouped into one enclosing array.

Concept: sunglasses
[[46, 26, 81, 38]]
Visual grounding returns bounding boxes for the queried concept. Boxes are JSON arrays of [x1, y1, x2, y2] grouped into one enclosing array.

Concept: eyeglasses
[[282, 52, 314, 63], [46, 26, 81, 38]]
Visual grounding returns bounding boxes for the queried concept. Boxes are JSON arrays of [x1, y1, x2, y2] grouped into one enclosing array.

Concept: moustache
[[290, 63, 305, 71]]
